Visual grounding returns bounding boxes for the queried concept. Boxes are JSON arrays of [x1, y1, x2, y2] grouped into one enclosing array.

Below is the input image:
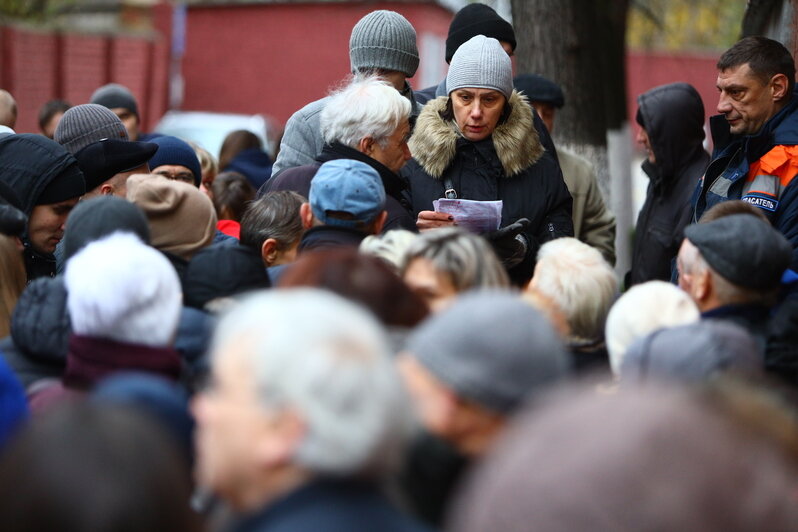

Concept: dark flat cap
[[685, 214, 792, 290], [514, 73, 565, 108], [74, 139, 157, 191]]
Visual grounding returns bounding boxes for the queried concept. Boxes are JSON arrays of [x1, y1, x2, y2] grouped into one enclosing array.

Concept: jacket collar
[[408, 90, 544, 179], [298, 225, 368, 252], [316, 142, 407, 198], [64, 334, 181, 389], [711, 91, 798, 161]]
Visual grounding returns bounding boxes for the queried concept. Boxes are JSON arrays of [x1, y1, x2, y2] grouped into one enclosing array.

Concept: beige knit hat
[[126, 174, 217, 261]]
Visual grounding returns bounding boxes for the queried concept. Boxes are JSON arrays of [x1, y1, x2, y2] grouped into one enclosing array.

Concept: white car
[[153, 110, 278, 160]]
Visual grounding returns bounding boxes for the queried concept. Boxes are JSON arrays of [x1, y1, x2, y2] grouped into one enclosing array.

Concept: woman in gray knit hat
[[404, 35, 573, 285]]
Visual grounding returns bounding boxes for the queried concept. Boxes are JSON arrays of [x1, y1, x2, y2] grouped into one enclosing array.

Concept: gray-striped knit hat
[[447, 35, 513, 99], [349, 10, 419, 78], [54, 104, 129, 155]]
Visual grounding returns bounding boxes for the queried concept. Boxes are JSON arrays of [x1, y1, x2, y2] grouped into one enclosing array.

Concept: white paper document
[[432, 198, 503, 233]]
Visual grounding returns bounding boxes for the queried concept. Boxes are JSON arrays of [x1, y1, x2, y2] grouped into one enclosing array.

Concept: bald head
[[0, 90, 17, 129]]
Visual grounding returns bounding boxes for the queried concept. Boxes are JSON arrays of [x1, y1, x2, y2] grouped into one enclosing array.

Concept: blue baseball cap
[[309, 159, 386, 227]]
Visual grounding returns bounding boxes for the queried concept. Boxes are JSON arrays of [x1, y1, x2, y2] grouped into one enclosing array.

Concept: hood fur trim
[[409, 90, 544, 179]]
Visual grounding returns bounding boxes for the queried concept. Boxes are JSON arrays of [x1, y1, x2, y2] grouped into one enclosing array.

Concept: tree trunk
[[511, 0, 632, 273]]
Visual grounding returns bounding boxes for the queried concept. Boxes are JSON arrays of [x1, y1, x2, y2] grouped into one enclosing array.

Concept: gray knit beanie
[[90, 83, 139, 117], [406, 290, 569, 414], [54, 104, 129, 155], [447, 35, 513, 99], [349, 10, 419, 78]]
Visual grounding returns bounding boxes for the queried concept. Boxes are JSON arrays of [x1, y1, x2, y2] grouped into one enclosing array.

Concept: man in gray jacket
[[272, 10, 420, 177]]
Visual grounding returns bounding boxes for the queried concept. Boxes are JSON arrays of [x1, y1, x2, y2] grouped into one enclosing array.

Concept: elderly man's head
[[677, 214, 792, 312], [191, 289, 412, 510], [530, 238, 618, 347], [320, 77, 412, 174]]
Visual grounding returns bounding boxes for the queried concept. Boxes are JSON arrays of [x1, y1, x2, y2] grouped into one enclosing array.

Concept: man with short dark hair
[[694, 36, 798, 271], [239, 190, 306, 268]]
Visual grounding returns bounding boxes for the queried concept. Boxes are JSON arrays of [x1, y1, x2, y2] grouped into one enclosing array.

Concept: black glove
[[0, 203, 26, 237], [484, 218, 531, 269]]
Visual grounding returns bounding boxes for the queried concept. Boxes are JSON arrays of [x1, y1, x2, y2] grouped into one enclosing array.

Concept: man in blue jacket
[[694, 36, 798, 271]]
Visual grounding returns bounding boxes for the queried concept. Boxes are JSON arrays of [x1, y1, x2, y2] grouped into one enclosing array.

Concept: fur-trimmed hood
[[408, 90, 544, 179]]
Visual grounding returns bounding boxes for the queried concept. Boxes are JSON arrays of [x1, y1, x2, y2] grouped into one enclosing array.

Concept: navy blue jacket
[[694, 92, 798, 270], [230, 479, 433, 532]]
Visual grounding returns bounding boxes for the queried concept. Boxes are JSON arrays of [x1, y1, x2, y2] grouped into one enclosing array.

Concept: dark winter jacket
[[264, 142, 416, 231], [702, 303, 771, 356], [230, 478, 432, 532], [694, 91, 798, 270], [629, 83, 709, 286], [404, 91, 573, 283], [223, 147, 273, 190], [0, 277, 70, 391], [298, 225, 370, 253], [0, 135, 85, 280]]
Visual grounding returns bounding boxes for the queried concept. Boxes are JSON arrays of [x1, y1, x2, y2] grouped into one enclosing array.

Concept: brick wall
[[0, 22, 168, 134]]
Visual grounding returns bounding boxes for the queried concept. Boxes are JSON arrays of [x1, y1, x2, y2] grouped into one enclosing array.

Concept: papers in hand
[[432, 198, 503, 233]]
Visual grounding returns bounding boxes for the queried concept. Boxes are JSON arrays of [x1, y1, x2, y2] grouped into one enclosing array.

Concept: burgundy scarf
[[64, 334, 182, 389]]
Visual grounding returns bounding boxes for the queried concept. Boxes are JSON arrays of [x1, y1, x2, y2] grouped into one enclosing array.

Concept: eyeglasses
[[154, 170, 195, 184]]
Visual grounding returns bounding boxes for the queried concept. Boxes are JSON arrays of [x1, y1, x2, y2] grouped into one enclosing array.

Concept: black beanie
[[446, 3, 516, 63]]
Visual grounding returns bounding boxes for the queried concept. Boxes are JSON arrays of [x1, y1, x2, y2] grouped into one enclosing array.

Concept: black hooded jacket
[[629, 83, 710, 286], [0, 134, 84, 280]]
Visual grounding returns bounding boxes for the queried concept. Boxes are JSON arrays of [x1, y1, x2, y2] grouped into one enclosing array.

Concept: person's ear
[[100, 183, 115, 196], [358, 136, 375, 156], [771, 73, 790, 101], [372, 210, 388, 235], [299, 203, 314, 229], [694, 268, 711, 302], [261, 238, 279, 267], [254, 408, 306, 469]]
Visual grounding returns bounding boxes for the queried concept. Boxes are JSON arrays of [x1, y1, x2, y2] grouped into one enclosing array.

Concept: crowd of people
[[1, 3, 798, 531]]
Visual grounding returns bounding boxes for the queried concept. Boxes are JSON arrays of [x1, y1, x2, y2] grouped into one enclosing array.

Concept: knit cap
[[63, 196, 151, 263], [446, 3, 516, 63], [349, 10, 419, 78], [147, 136, 203, 187], [445, 3, 516, 63], [406, 290, 569, 414], [90, 83, 139, 117], [447, 35, 513, 99], [54, 104, 129, 155], [126, 174, 217, 261]]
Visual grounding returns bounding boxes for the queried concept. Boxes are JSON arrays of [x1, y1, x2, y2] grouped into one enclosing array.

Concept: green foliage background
[[628, 0, 748, 51]]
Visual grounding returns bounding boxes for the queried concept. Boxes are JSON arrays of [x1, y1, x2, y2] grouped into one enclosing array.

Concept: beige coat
[[558, 148, 616, 265]]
